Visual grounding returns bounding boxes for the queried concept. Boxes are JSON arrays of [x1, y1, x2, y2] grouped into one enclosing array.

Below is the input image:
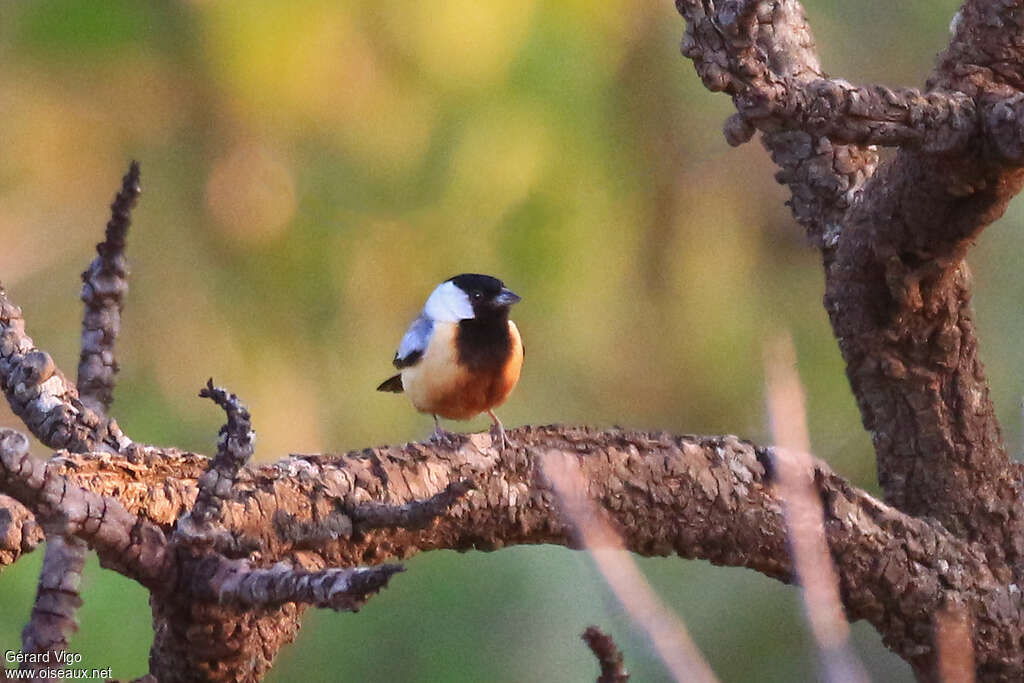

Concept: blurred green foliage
[[1, 0, 1009, 680]]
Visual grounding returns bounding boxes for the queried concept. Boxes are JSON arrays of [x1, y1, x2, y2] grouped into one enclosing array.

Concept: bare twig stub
[[77, 160, 140, 415], [582, 626, 629, 683], [0, 493, 42, 567], [184, 379, 256, 530]]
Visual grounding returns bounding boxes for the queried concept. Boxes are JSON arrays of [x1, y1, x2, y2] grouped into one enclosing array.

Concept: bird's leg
[[487, 409, 513, 449], [430, 414, 459, 446]]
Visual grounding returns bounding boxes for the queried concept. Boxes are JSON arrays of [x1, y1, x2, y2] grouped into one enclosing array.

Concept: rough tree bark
[[2, 1, 1024, 681]]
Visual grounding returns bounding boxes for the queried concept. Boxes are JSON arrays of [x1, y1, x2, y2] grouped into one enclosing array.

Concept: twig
[[582, 626, 629, 682], [186, 379, 256, 529], [764, 334, 868, 683], [77, 160, 140, 415], [199, 379, 255, 473], [350, 479, 475, 532], [20, 535, 87, 677], [541, 449, 719, 683], [195, 556, 403, 611], [0, 287, 129, 453]]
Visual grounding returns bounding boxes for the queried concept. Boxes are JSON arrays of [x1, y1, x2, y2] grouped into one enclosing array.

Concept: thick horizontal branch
[[20, 426, 1022, 679]]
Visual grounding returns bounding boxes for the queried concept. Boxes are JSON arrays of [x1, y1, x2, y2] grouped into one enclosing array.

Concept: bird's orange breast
[[401, 320, 522, 420]]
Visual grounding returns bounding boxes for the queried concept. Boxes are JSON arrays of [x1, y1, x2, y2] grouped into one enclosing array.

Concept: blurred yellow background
[[3, 0, 1016, 680]]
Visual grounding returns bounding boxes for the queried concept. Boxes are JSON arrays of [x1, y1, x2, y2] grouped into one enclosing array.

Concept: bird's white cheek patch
[[424, 281, 474, 322]]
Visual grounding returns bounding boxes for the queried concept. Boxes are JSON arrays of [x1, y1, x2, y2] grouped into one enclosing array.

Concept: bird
[[377, 273, 523, 448]]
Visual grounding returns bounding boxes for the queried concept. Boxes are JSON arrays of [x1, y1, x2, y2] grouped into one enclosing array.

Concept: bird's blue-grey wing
[[393, 313, 433, 368]]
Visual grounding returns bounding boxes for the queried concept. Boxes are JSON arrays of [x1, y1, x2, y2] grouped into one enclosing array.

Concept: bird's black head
[[447, 273, 521, 317]]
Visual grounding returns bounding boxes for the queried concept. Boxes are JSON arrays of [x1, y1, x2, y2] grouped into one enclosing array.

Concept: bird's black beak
[[494, 287, 521, 307]]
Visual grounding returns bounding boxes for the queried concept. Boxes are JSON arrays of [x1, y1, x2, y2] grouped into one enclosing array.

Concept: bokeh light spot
[[205, 143, 296, 243]]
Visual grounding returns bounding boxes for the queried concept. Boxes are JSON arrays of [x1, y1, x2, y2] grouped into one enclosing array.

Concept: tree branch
[[350, 479, 475, 533], [677, 0, 877, 244], [20, 535, 86, 677], [77, 160, 139, 416], [179, 379, 256, 533], [190, 557, 403, 611], [582, 626, 629, 683], [21, 161, 145, 677], [0, 287, 129, 453], [679, 1, 977, 153], [736, 81, 977, 153], [0, 301, 1019, 680], [676, 0, 1024, 587], [10, 427, 1018, 679], [0, 429, 172, 589]]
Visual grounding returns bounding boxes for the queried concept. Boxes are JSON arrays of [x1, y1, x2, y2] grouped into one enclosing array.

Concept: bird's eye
[[471, 291, 483, 301]]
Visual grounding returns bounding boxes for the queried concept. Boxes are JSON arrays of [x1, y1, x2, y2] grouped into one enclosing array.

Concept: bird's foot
[[430, 424, 462, 448], [489, 421, 515, 450]]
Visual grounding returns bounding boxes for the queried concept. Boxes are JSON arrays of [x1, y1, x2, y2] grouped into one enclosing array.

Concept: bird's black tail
[[376, 374, 404, 393]]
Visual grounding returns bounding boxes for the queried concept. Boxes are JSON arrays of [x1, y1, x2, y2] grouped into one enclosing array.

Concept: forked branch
[[676, 0, 1024, 600]]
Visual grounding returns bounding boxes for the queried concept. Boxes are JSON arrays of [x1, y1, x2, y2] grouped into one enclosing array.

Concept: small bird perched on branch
[[377, 274, 523, 447]]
